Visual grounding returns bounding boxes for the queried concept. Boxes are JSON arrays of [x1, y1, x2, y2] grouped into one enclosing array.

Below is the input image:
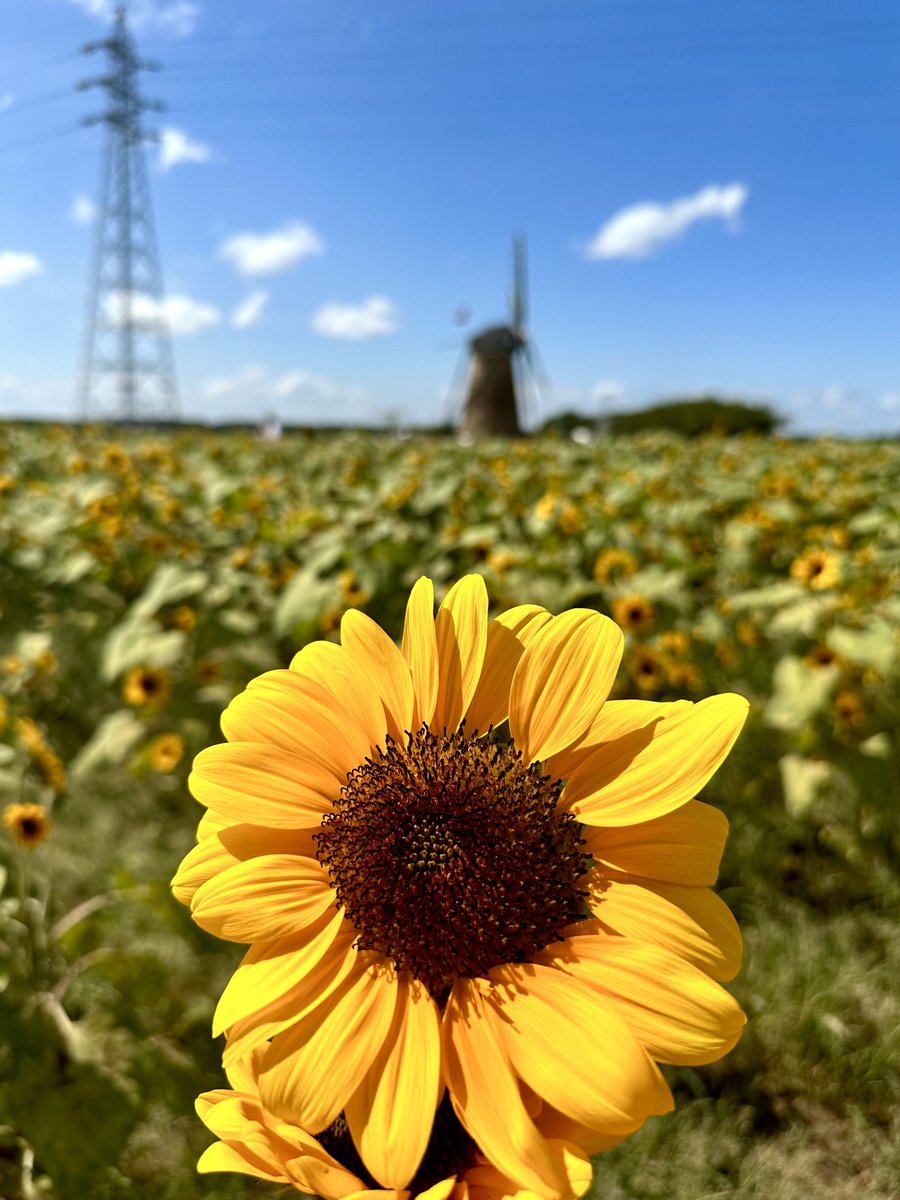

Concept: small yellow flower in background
[[174, 575, 748, 1197], [148, 733, 185, 773], [834, 688, 865, 727], [3, 802, 51, 847], [0, 696, 7, 733], [735, 619, 760, 648], [122, 666, 171, 707], [805, 644, 839, 670], [627, 644, 667, 693], [195, 657, 224, 686], [592, 547, 638, 584], [790, 548, 841, 591], [612, 593, 656, 634], [171, 605, 196, 632]]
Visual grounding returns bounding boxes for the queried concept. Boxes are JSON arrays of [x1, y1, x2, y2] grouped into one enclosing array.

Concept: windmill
[[454, 236, 549, 438]]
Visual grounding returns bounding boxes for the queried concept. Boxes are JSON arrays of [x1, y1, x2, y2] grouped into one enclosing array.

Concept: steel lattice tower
[[78, 5, 179, 422]]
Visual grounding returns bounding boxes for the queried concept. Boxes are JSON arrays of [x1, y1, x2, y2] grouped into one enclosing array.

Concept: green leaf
[[101, 622, 186, 681], [763, 656, 838, 731], [128, 563, 209, 622], [779, 753, 833, 817], [826, 621, 898, 673], [69, 710, 144, 780]]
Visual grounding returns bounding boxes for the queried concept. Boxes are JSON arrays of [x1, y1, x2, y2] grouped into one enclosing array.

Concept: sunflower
[[3, 801, 51, 847], [790, 548, 841, 591], [173, 576, 748, 1197], [611, 594, 655, 634], [122, 666, 171, 707], [196, 1047, 592, 1200], [148, 732, 185, 773]]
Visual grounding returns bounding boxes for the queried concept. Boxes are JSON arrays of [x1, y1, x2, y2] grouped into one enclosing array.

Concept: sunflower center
[[315, 725, 589, 998]]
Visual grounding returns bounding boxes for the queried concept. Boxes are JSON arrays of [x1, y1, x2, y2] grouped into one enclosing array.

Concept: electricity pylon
[[78, 5, 179, 422]]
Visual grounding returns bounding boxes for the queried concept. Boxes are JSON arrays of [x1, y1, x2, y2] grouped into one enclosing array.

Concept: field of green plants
[[0, 422, 898, 1200]]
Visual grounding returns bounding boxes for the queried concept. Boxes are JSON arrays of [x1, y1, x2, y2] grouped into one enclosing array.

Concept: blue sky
[[0, 0, 898, 433]]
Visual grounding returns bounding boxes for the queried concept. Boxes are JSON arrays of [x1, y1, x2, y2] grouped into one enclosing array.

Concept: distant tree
[[605, 395, 780, 437], [538, 410, 596, 437]]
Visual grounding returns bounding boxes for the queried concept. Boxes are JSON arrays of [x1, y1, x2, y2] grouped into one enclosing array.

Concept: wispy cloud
[[200, 364, 268, 400], [311, 295, 399, 340], [0, 251, 42, 287], [230, 289, 269, 330], [63, 1, 200, 37], [105, 291, 220, 336], [585, 183, 748, 260], [270, 369, 336, 401], [591, 379, 625, 406], [158, 127, 211, 172], [71, 194, 97, 225], [0, 94, 13, 113], [198, 364, 353, 408], [879, 390, 900, 412], [219, 222, 324, 277]]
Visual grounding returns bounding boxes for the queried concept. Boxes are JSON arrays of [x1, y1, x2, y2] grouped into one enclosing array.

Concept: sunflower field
[[0, 422, 898, 1200]]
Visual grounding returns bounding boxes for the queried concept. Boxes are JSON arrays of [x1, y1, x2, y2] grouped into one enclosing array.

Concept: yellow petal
[[213, 907, 350, 1036], [442, 978, 572, 1200], [402, 577, 439, 729], [191, 854, 336, 943], [562, 693, 749, 826], [586, 870, 743, 982], [221, 670, 368, 783], [197, 1139, 288, 1181], [433, 575, 489, 732], [190, 741, 337, 828], [483, 963, 672, 1135], [465, 606, 552, 736], [532, 1105, 631, 1158], [509, 611, 624, 764], [341, 609, 415, 741], [290, 640, 389, 751], [543, 699, 690, 781], [465, 1140, 592, 1200], [345, 976, 442, 1188], [414, 1180, 459, 1200], [223, 929, 358, 1067], [582, 800, 728, 885], [540, 933, 746, 1066], [259, 959, 399, 1132], [172, 823, 318, 907], [285, 1148, 367, 1199]]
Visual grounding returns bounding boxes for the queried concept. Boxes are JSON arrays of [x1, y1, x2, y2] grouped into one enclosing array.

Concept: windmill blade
[[510, 234, 528, 334], [523, 338, 554, 413], [442, 344, 471, 427]]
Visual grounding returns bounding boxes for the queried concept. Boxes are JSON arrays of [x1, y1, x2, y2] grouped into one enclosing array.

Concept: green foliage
[[0, 422, 897, 1197], [606, 395, 780, 436]]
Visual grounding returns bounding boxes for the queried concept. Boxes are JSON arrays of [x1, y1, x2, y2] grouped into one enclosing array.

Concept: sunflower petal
[[259, 959, 399, 1132], [290, 640, 389, 750], [190, 741, 337, 828], [213, 907, 349, 1036], [465, 1140, 592, 1200], [442, 978, 573, 1199], [197, 1139, 288, 1181], [191, 854, 336, 943], [563, 693, 749, 826], [341, 609, 416, 741], [483, 963, 672, 1134], [465, 605, 552, 735], [221, 670, 368, 783], [345, 977, 442, 1188], [433, 575, 489, 732], [586, 870, 743, 982], [284, 1148, 367, 1199], [172, 824, 318, 907], [509, 611, 624, 764], [543, 699, 690, 781], [402, 577, 439, 729], [540, 933, 746, 1065], [582, 800, 728, 885]]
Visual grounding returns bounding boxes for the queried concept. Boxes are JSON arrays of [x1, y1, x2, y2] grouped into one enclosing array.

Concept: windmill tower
[[457, 237, 545, 438], [78, 5, 179, 422]]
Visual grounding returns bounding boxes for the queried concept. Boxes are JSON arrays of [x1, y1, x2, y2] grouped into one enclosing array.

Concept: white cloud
[[0, 251, 42, 287], [200, 364, 267, 400], [0, 372, 18, 391], [105, 291, 220, 336], [158, 127, 211, 172], [585, 183, 748, 260], [63, 1, 200, 37], [231, 289, 269, 329], [0, 94, 13, 112], [822, 384, 847, 411], [591, 378, 625, 406], [219, 222, 324, 277], [311, 295, 399, 340], [72, 194, 97, 225], [878, 391, 900, 412], [270, 369, 336, 400]]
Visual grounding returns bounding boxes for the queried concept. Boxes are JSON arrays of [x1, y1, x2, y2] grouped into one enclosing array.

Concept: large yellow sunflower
[[173, 575, 748, 1199], [196, 1047, 593, 1200]]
